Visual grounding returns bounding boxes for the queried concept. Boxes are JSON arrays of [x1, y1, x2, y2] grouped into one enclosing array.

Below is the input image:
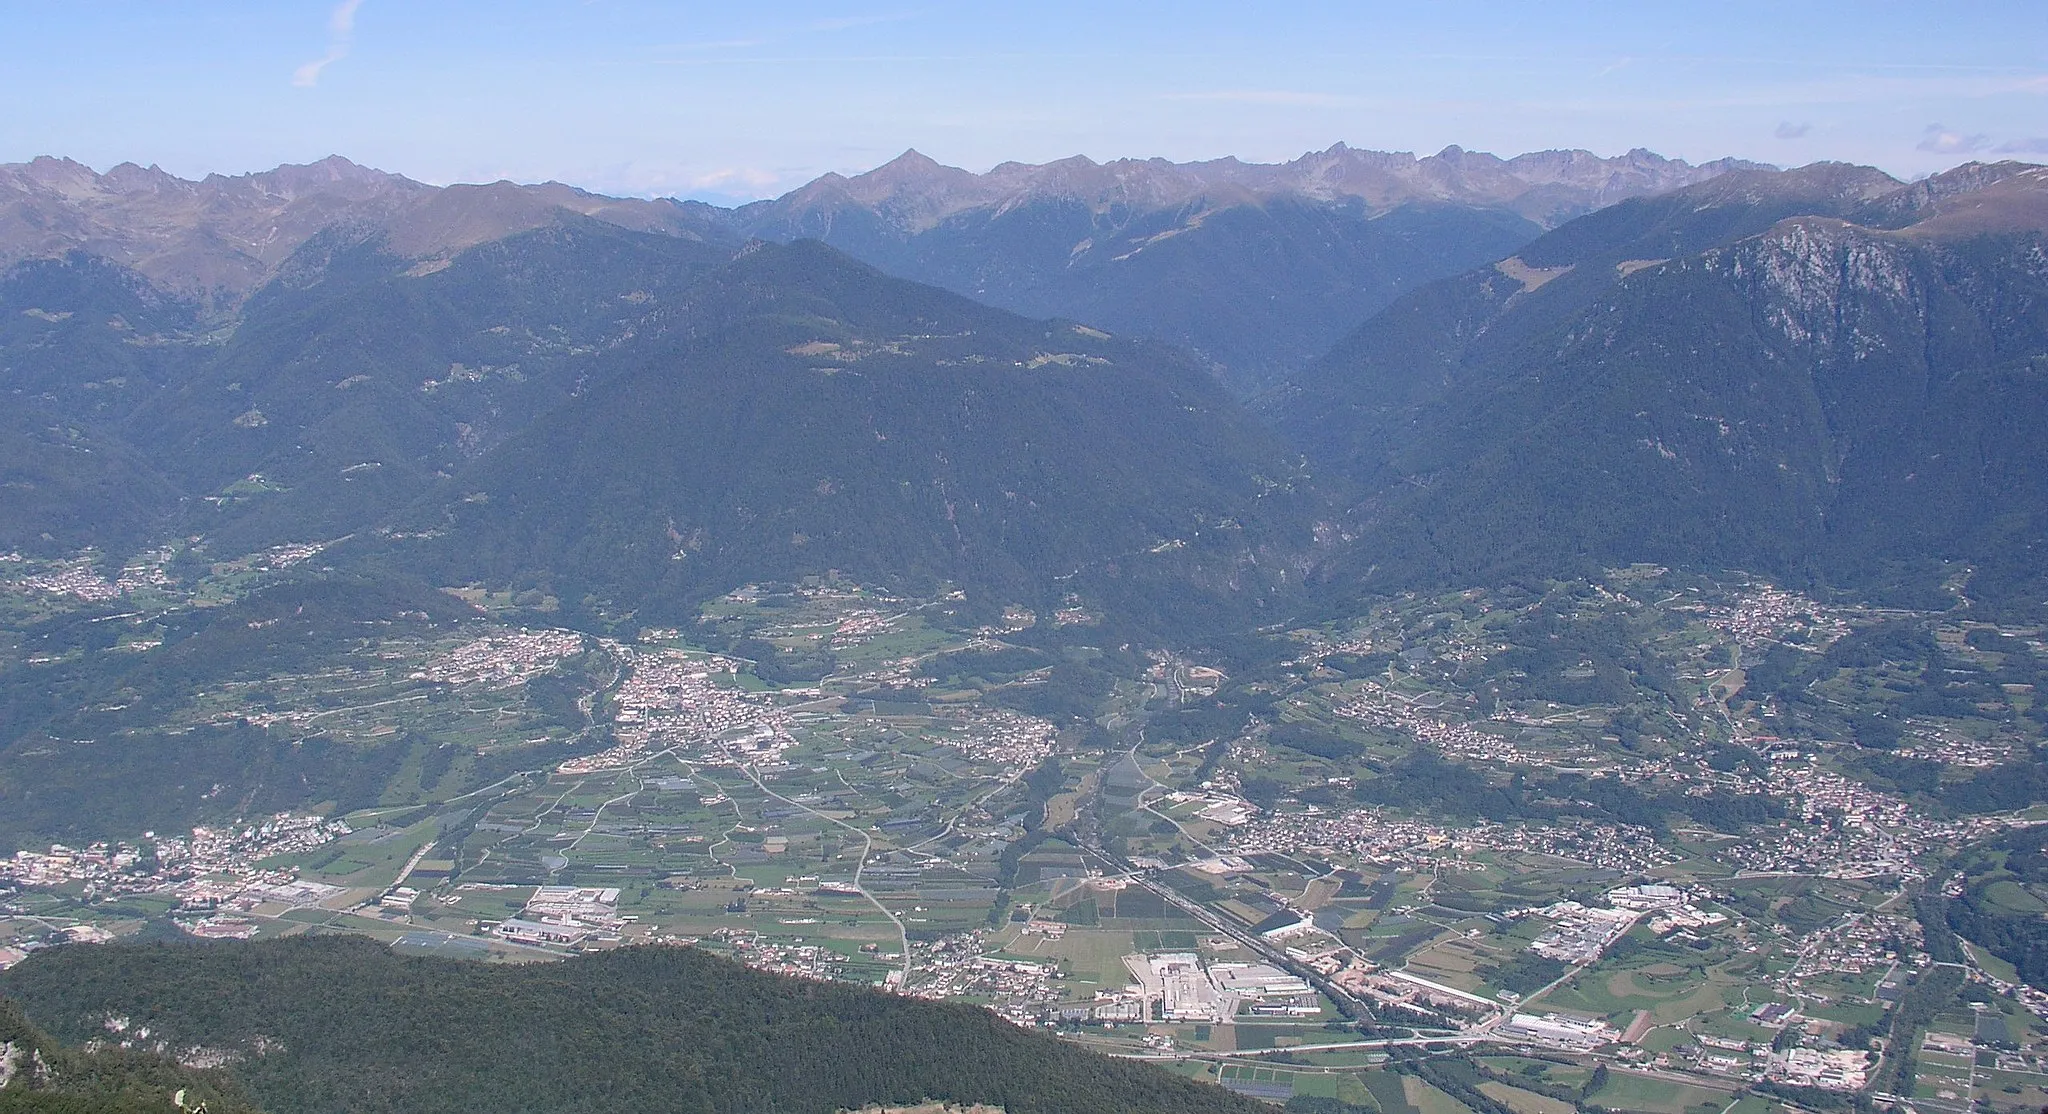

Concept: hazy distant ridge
[[730, 143, 1768, 232]]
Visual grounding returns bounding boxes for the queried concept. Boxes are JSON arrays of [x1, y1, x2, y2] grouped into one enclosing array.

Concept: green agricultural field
[[1476, 1081, 1575, 1114], [1403, 1073, 1476, 1114], [302, 819, 442, 888], [1586, 1071, 1729, 1113], [1363, 1070, 1421, 1114]]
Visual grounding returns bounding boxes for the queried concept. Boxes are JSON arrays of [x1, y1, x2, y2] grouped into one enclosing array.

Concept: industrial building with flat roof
[[1499, 1012, 1619, 1051]]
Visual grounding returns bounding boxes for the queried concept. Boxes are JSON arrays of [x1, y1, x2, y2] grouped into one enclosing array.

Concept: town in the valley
[[6, 545, 2048, 1114]]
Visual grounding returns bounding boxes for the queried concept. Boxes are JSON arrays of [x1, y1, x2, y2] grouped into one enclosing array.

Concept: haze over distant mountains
[[0, 154, 726, 303], [2, 144, 1758, 391], [733, 143, 1762, 230], [2, 143, 2045, 627]]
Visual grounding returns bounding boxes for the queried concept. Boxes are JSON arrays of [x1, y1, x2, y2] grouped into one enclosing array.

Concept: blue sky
[[1, 1, 2042, 202]]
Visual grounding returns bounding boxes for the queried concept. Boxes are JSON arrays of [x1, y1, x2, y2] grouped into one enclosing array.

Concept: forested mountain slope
[[374, 240, 1321, 631], [1, 937, 1261, 1114], [0, 218, 739, 555], [0, 995, 260, 1114], [1272, 161, 2048, 617]]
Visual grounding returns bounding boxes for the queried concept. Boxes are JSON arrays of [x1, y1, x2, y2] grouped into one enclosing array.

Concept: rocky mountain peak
[[234, 154, 418, 199], [744, 143, 1768, 235], [870, 148, 946, 177], [0, 156, 727, 301], [98, 162, 186, 195], [1898, 162, 2048, 238]]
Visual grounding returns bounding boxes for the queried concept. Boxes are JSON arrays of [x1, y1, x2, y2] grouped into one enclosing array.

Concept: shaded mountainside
[[0, 577, 487, 849], [1, 205, 1318, 635], [0, 252, 204, 551], [123, 218, 738, 555], [0, 936, 1261, 1114], [0, 996, 260, 1114], [1272, 161, 2048, 617], [0, 404, 179, 556], [727, 146, 1759, 392], [738, 183, 1539, 393], [375, 240, 1321, 632], [0, 217, 737, 555]]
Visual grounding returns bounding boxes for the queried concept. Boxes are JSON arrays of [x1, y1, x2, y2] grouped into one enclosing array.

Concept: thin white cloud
[[1994, 137, 2048, 155], [1774, 121, 1811, 139], [293, 0, 364, 88], [1917, 123, 1990, 154]]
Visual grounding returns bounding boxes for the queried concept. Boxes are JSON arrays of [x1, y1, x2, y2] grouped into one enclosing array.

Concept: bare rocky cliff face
[[1271, 158, 2048, 612]]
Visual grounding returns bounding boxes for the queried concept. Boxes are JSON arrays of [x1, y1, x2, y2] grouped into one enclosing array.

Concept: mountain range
[[5, 142, 2048, 1114], [2, 145, 1757, 392], [0, 155, 726, 304], [3, 146, 2046, 627], [370, 238, 1319, 630], [1272, 160, 2048, 617]]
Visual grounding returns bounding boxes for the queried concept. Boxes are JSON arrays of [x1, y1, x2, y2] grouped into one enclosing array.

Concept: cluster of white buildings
[[826, 609, 896, 648], [159, 815, 351, 876], [1499, 1011, 1620, 1050], [7, 559, 123, 601], [2, 814, 349, 902], [1335, 681, 1534, 766], [559, 647, 788, 773], [3, 841, 146, 890], [1523, 901, 1639, 964], [1481, 819, 1680, 873], [713, 927, 901, 987], [904, 932, 1063, 1024], [1784, 912, 1916, 985], [925, 708, 1058, 773], [417, 628, 587, 688], [1704, 586, 1847, 648], [1229, 806, 1458, 866], [1224, 805, 1677, 881], [2, 548, 182, 605], [1891, 730, 2020, 769], [495, 885, 621, 947], [1769, 1046, 1870, 1091], [1113, 951, 1318, 1024], [1712, 756, 2010, 880]]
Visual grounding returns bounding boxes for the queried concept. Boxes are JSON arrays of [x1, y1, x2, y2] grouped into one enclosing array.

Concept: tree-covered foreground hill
[[0, 995, 261, 1114], [1, 936, 1262, 1114]]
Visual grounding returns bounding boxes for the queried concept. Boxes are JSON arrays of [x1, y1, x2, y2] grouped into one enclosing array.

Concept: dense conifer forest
[[2, 937, 1263, 1114]]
